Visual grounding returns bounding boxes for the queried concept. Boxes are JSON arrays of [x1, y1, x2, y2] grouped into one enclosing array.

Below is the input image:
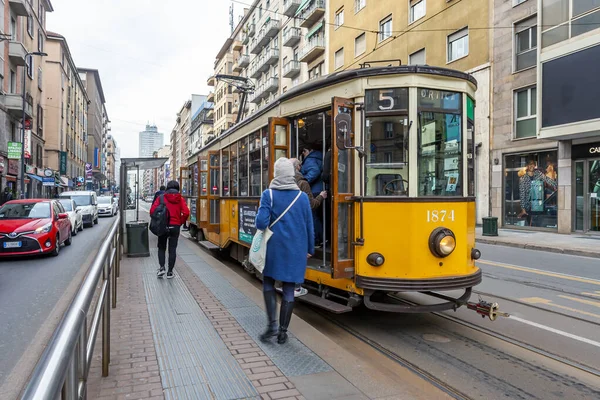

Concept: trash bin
[[482, 217, 498, 237], [126, 221, 150, 257]]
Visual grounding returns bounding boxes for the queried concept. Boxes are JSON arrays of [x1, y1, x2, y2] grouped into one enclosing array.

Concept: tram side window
[[250, 131, 262, 196], [222, 151, 230, 196], [417, 88, 462, 197], [239, 137, 249, 196], [262, 128, 269, 191], [230, 143, 238, 196], [365, 117, 409, 196]]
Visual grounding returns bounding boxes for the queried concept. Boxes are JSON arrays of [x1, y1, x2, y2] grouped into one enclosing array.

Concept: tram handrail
[[20, 215, 122, 400]]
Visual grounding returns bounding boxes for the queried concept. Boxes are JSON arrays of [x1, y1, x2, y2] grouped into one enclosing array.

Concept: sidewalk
[[86, 233, 450, 400], [476, 227, 600, 258]]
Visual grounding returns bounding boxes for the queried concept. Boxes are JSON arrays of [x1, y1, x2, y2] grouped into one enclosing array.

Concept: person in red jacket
[[150, 180, 190, 279]]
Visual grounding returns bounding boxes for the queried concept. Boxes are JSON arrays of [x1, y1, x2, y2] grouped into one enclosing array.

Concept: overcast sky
[[48, 0, 245, 158]]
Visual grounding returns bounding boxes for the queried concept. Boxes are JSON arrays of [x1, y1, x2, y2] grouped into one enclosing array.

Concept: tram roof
[[203, 65, 478, 150]]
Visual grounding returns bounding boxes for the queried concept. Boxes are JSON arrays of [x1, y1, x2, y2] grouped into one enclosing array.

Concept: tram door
[[198, 154, 209, 229], [269, 117, 290, 180], [206, 151, 220, 233], [331, 97, 355, 279]]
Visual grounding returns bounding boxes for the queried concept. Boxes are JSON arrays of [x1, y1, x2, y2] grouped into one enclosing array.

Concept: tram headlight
[[367, 252, 385, 266], [428, 228, 456, 258]]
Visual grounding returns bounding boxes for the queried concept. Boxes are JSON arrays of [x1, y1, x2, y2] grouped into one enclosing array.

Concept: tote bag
[[249, 190, 302, 273]]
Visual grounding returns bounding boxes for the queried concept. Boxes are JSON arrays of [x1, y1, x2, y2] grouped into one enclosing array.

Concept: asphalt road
[[0, 215, 115, 389]]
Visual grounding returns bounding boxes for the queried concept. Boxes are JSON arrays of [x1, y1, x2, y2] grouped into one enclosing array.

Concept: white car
[[97, 196, 117, 217], [58, 198, 83, 236]]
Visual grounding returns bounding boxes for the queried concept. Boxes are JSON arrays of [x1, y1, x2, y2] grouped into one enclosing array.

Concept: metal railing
[[21, 215, 122, 400]]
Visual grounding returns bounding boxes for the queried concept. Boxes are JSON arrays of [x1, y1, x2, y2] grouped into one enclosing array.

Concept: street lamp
[[21, 51, 47, 199]]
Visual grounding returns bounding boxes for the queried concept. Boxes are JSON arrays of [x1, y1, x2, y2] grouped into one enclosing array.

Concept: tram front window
[[417, 89, 462, 197], [365, 116, 409, 196]]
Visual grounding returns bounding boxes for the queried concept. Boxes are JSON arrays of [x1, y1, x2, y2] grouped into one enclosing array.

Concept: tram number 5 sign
[[427, 210, 455, 222]]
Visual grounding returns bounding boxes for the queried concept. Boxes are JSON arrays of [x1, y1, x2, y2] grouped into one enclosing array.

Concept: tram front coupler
[[467, 300, 510, 321]]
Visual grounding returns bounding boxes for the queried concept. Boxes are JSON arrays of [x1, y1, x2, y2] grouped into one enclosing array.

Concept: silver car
[[97, 196, 117, 217]]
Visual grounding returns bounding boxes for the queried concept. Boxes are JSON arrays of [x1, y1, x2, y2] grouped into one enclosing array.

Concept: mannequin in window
[[517, 160, 557, 224]]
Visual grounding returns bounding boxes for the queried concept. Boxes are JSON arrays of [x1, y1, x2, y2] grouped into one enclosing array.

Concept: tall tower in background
[[138, 124, 164, 157]]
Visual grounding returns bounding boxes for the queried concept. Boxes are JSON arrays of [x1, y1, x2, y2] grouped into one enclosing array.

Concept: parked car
[[59, 191, 98, 228], [97, 196, 117, 217], [0, 199, 72, 257], [58, 198, 83, 236]]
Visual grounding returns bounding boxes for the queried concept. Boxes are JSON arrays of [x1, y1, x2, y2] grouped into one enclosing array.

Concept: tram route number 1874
[[426, 210, 455, 222]]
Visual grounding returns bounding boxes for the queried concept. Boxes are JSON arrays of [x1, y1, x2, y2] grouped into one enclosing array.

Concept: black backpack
[[149, 195, 170, 236]]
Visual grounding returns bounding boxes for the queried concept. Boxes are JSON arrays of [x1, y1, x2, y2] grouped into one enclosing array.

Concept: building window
[[542, 0, 600, 47], [448, 28, 469, 62], [514, 0, 527, 6], [10, 70, 16, 93], [10, 18, 16, 41], [515, 16, 537, 71], [335, 8, 344, 29], [409, 48, 426, 65], [355, 0, 366, 13], [26, 57, 34, 79], [38, 67, 42, 90], [379, 15, 393, 42], [38, 30, 43, 53], [37, 105, 43, 137], [514, 86, 537, 139], [27, 16, 33, 38], [409, 0, 426, 23], [503, 151, 557, 229], [354, 33, 366, 57], [334, 48, 344, 70]]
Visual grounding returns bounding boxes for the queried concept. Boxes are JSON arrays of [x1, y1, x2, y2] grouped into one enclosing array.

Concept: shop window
[[515, 16, 537, 71], [504, 151, 558, 229], [448, 28, 469, 62], [514, 86, 536, 138]]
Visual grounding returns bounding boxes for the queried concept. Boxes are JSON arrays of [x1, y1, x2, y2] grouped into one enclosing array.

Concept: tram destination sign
[[572, 142, 600, 159], [238, 202, 258, 244], [365, 88, 408, 113]]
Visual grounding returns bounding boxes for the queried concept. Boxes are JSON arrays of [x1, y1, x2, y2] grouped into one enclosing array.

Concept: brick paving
[[177, 258, 305, 400], [87, 256, 164, 400]]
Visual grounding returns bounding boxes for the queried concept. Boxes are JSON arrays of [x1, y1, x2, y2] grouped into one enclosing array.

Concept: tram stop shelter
[[119, 157, 168, 256]]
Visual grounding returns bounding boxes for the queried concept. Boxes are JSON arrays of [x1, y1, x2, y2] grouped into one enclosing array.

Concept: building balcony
[[232, 40, 243, 52], [298, 0, 325, 28], [283, 0, 301, 17], [9, 41, 27, 66], [263, 47, 279, 66], [249, 60, 263, 79], [242, 34, 249, 45], [249, 85, 266, 104], [207, 75, 215, 86], [249, 37, 262, 54], [207, 108, 214, 120], [207, 91, 214, 102], [264, 77, 279, 94], [247, 23, 256, 37], [237, 54, 250, 68], [5, 93, 32, 119], [206, 125, 214, 135], [283, 27, 301, 47], [9, 0, 29, 16], [263, 18, 280, 40], [299, 36, 325, 63], [283, 60, 301, 78]]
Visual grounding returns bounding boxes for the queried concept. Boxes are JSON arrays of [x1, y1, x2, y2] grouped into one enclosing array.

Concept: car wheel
[[78, 222, 84, 232], [65, 229, 72, 246], [72, 226, 77, 236], [51, 235, 60, 257], [94, 217, 99, 224]]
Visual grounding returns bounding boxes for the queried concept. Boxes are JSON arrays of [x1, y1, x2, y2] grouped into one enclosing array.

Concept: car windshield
[[70, 195, 92, 206], [0, 202, 51, 219], [58, 200, 73, 211], [98, 197, 112, 205]]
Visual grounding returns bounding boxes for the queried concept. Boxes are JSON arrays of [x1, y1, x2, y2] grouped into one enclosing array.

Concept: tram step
[[296, 293, 353, 314], [198, 240, 220, 250]]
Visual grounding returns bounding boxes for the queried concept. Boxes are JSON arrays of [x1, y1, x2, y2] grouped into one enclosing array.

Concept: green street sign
[[7, 142, 22, 159]]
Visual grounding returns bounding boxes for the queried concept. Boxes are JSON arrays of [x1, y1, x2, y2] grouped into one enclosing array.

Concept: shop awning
[[295, 0, 311, 17], [26, 174, 43, 182], [307, 21, 323, 38]]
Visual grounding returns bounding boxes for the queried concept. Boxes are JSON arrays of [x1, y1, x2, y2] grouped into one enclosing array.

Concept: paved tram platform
[[86, 232, 449, 400]]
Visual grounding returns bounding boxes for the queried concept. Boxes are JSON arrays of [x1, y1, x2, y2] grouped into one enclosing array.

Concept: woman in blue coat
[[255, 158, 314, 344]]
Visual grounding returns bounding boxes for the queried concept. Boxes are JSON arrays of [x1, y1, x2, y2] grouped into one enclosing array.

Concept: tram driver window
[[417, 88, 462, 197]]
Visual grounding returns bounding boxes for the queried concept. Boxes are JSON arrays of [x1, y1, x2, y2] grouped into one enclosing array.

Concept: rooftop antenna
[[229, 4, 234, 34]]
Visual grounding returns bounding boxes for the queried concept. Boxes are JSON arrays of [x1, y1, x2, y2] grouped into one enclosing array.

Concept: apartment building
[[44, 31, 88, 190], [152, 144, 170, 192], [209, 40, 239, 138], [0, 0, 53, 197], [105, 134, 116, 190], [139, 123, 164, 158], [169, 100, 191, 188], [78, 68, 108, 190], [189, 99, 213, 158], [327, 0, 491, 223]]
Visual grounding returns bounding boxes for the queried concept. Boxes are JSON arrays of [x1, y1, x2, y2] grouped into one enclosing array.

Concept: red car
[[0, 199, 72, 257]]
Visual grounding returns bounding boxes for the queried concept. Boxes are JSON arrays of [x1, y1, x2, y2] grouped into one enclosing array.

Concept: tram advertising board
[[238, 202, 258, 244], [189, 199, 197, 224], [365, 88, 408, 113]]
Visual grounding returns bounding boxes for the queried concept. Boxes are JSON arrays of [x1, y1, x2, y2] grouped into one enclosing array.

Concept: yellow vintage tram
[[182, 65, 484, 314]]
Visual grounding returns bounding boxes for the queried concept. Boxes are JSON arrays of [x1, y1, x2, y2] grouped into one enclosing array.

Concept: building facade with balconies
[[44, 31, 89, 191], [327, 0, 491, 224], [189, 100, 213, 158], [168, 100, 191, 190], [0, 0, 53, 197]]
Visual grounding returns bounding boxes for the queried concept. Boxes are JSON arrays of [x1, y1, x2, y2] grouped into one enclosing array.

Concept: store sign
[[85, 163, 93, 182], [24, 130, 32, 159], [238, 202, 258, 244], [42, 177, 55, 186], [572, 142, 600, 159], [7, 142, 22, 159], [418, 88, 461, 112], [25, 164, 36, 174], [44, 168, 53, 177], [189, 199, 197, 224], [365, 88, 409, 113], [8, 159, 19, 175], [60, 152, 67, 175]]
